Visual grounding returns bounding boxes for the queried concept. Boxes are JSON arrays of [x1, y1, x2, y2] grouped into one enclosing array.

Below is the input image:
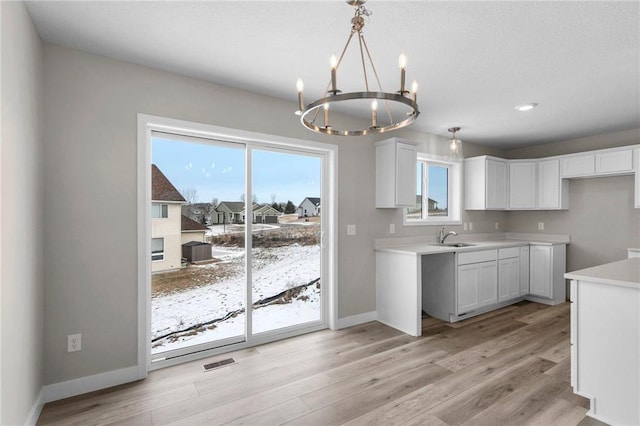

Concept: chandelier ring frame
[[299, 91, 419, 136]]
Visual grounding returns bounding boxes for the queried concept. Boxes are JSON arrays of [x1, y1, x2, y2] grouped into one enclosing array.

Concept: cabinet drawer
[[458, 250, 497, 265], [499, 247, 520, 259]]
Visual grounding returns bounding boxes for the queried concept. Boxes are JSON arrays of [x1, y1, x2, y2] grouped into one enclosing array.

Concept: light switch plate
[[389, 223, 395, 234], [538, 222, 544, 230], [347, 225, 356, 236]]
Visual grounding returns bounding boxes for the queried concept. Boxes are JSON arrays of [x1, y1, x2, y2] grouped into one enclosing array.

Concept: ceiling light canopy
[[295, 0, 420, 136]]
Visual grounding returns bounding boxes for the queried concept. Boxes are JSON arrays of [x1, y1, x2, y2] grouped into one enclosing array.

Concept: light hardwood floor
[[37, 301, 608, 426]]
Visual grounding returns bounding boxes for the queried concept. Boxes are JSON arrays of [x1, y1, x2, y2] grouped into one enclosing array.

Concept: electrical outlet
[[347, 224, 356, 236], [469, 222, 473, 231], [389, 223, 395, 234], [463, 222, 468, 231], [495, 222, 499, 230], [67, 334, 81, 352], [538, 222, 544, 231]]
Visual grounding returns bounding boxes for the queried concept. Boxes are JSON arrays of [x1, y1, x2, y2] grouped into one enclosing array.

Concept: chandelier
[[295, 0, 420, 136]]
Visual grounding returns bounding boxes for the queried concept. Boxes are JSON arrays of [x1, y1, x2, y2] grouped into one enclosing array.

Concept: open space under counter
[[375, 233, 570, 336], [565, 257, 640, 426]]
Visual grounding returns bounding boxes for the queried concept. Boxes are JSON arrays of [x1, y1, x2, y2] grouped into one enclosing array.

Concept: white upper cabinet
[[562, 147, 634, 178], [465, 144, 638, 211], [595, 149, 634, 175], [464, 156, 508, 210], [562, 154, 595, 178], [375, 138, 417, 208], [538, 159, 568, 209], [508, 161, 537, 209]]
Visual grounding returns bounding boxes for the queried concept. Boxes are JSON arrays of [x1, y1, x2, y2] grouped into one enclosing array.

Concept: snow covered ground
[[152, 244, 321, 354]]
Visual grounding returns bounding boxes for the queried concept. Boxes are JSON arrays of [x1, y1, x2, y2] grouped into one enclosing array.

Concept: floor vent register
[[203, 358, 236, 372]]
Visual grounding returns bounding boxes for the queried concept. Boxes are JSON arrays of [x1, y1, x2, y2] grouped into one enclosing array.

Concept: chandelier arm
[[360, 35, 394, 124], [357, 33, 370, 91]]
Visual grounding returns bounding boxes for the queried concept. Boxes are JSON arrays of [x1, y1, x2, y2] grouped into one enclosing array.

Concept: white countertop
[[375, 233, 569, 256], [565, 258, 640, 289]]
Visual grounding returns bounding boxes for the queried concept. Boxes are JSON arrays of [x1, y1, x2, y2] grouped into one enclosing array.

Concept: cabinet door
[[486, 159, 507, 209], [457, 264, 479, 314], [530, 245, 552, 298], [595, 149, 633, 175], [562, 154, 595, 178], [538, 159, 561, 209], [499, 257, 520, 302], [395, 143, 417, 206], [509, 162, 537, 209], [477, 261, 498, 307], [519, 246, 530, 295]]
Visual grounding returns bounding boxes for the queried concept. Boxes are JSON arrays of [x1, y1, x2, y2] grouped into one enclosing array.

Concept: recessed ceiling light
[[515, 103, 538, 112]]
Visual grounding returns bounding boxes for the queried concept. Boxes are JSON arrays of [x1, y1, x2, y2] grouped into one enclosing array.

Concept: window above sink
[[404, 153, 462, 226]]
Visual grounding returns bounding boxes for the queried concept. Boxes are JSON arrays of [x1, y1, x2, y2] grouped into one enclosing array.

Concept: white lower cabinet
[[457, 250, 498, 315], [519, 246, 530, 295], [498, 257, 520, 302], [528, 244, 566, 304]]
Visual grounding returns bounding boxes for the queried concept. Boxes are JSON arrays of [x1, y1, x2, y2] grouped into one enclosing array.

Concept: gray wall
[[1, 2, 45, 424], [42, 42, 503, 385], [503, 130, 640, 271]]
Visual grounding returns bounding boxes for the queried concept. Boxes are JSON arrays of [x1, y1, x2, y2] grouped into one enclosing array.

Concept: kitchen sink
[[428, 242, 475, 248]]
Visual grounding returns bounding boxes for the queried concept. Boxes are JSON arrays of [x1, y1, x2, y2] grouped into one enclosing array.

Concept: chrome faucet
[[439, 226, 457, 244]]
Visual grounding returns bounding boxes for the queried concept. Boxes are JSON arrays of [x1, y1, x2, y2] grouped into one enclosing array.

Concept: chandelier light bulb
[[296, 78, 304, 93], [330, 54, 338, 69], [411, 80, 418, 102], [371, 100, 378, 111], [398, 53, 407, 69]]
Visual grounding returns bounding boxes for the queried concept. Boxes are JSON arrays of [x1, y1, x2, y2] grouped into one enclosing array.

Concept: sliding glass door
[[148, 134, 325, 364], [250, 148, 323, 335], [150, 136, 247, 361]]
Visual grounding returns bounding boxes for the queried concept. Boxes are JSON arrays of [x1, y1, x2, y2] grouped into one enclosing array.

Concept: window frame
[[151, 237, 165, 262], [151, 204, 168, 218], [403, 153, 462, 226]]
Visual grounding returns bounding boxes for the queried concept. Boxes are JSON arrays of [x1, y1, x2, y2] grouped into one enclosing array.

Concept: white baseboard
[[25, 388, 44, 426], [336, 311, 377, 329], [43, 365, 142, 403]]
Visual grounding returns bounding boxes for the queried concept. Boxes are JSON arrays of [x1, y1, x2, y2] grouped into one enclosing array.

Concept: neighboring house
[[252, 204, 281, 224], [182, 203, 215, 225], [151, 164, 186, 273], [298, 197, 321, 217], [414, 195, 439, 211], [180, 214, 209, 245], [216, 201, 246, 223]]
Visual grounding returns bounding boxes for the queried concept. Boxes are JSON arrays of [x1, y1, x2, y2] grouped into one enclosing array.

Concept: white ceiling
[[24, 1, 640, 149]]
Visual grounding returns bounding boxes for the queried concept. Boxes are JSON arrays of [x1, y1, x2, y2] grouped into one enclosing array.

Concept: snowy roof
[[152, 164, 186, 203]]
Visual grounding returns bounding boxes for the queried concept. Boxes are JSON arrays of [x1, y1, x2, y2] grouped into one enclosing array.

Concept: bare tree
[[211, 197, 219, 208], [271, 193, 277, 204], [180, 187, 198, 204], [239, 193, 258, 204]]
